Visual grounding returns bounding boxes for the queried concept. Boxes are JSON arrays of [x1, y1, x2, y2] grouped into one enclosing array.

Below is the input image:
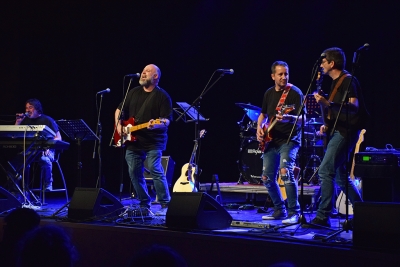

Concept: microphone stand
[[109, 76, 134, 201], [176, 71, 228, 190], [94, 93, 105, 188], [274, 60, 334, 233], [323, 48, 365, 241]]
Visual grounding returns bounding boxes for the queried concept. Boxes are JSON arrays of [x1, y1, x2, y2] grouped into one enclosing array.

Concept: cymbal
[[305, 121, 323, 125], [235, 103, 261, 111]]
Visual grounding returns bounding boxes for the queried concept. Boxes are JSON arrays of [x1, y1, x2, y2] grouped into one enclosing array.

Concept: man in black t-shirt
[[256, 61, 305, 224], [115, 64, 172, 215], [309, 47, 364, 228], [15, 98, 62, 191]]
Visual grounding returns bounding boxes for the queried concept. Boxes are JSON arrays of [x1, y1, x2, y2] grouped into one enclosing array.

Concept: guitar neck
[[128, 122, 149, 133]]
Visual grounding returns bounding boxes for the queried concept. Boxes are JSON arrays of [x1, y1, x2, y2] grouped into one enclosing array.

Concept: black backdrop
[[1, 1, 399, 194]]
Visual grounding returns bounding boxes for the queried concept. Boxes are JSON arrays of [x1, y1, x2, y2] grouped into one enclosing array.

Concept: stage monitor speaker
[[68, 187, 123, 221], [144, 156, 175, 186], [166, 192, 232, 230], [0, 186, 21, 213], [353, 201, 400, 251]]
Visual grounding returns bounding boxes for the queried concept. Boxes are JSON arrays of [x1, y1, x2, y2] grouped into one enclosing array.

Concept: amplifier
[[355, 151, 400, 165], [354, 152, 400, 202]]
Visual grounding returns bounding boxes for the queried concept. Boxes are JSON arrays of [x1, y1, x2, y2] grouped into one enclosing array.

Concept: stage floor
[[1, 184, 399, 267]]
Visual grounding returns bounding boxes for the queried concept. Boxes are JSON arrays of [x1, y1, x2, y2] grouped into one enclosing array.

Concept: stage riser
[[1, 219, 395, 267]]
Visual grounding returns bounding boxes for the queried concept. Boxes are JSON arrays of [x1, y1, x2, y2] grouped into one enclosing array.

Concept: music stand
[[57, 119, 98, 187], [175, 102, 208, 123]]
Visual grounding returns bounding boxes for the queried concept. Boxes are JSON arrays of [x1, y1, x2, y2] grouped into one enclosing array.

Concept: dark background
[[1, 1, 398, 194]]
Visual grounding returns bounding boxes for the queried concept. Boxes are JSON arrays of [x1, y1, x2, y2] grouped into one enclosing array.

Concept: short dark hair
[[323, 47, 346, 70], [271, 61, 289, 74], [26, 98, 43, 114]]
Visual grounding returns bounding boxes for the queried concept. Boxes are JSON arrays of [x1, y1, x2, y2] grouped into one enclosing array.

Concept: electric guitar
[[173, 129, 206, 192], [258, 105, 295, 152], [336, 129, 366, 215], [315, 70, 331, 149], [114, 117, 167, 147]]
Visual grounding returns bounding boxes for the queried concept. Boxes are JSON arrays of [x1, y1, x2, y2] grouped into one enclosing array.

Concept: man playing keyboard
[[15, 98, 62, 191]]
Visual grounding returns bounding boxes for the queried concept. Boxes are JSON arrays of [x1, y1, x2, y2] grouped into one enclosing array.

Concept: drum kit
[[236, 103, 325, 185]]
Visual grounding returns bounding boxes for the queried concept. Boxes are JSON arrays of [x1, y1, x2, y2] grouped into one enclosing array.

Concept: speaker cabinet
[[144, 156, 175, 186], [355, 164, 400, 202], [353, 201, 400, 251], [0, 187, 21, 212], [68, 187, 123, 220], [166, 192, 232, 230]]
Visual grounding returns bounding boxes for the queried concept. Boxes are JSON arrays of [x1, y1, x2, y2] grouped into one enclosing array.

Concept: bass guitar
[[258, 105, 295, 152], [173, 129, 206, 192], [336, 129, 366, 215], [114, 117, 167, 147]]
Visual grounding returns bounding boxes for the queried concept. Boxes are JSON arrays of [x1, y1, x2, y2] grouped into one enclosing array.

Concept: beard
[[139, 77, 154, 87]]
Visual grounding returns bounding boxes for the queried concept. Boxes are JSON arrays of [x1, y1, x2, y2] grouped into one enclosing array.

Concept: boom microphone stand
[[274, 56, 335, 232], [323, 44, 369, 241], [109, 75, 138, 201], [176, 69, 233, 189]]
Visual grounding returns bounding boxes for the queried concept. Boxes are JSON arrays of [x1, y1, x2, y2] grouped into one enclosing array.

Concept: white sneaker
[[282, 214, 299, 225]]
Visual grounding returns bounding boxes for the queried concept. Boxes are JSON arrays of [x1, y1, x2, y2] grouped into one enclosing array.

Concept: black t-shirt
[[328, 70, 364, 136], [20, 114, 59, 136], [261, 84, 305, 146], [118, 86, 172, 151]]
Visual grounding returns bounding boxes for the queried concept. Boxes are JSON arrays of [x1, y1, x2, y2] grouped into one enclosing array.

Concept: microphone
[[17, 112, 29, 118], [216, 69, 234, 74], [356, 43, 370, 52], [97, 88, 111, 94], [125, 73, 140, 77], [317, 52, 326, 64]]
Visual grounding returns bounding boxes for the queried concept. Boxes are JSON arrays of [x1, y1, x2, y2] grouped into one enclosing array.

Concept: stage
[[1, 184, 399, 267]]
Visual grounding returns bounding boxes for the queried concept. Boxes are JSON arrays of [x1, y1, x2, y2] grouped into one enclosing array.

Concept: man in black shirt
[[310, 47, 364, 227], [115, 64, 172, 215], [256, 61, 305, 224], [15, 98, 62, 191]]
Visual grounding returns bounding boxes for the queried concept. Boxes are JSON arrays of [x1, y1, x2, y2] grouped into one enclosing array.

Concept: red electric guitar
[[258, 104, 295, 152], [114, 117, 167, 147]]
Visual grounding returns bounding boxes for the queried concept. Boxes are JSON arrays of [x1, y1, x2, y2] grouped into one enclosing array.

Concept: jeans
[[38, 149, 55, 185], [262, 141, 300, 214], [316, 130, 362, 220], [125, 149, 170, 207]]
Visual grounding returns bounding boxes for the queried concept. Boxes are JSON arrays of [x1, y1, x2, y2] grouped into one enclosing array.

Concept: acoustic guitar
[[173, 129, 206, 192], [336, 129, 366, 215], [277, 166, 300, 200]]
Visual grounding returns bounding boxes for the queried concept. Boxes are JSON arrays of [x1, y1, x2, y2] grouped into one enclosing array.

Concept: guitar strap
[[327, 74, 350, 119], [275, 83, 292, 112], [135, 87, 158, 122]]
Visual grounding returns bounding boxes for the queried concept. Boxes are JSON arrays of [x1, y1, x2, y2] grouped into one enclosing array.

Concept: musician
[[115, 64, 172, 215], [311, 47, 364, 227], [15, 98, 62, 191], [256, 61, 305, 224]]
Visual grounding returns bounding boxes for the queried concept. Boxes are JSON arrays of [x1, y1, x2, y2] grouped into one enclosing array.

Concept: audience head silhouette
[[18, 225, 78, 267]]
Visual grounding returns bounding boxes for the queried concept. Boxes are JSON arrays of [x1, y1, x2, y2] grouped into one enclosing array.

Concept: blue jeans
[[316, 130, 362, 220], [125, 149, 170, 207], [38, 149, 55, 185], [262, 141, 300, 214]]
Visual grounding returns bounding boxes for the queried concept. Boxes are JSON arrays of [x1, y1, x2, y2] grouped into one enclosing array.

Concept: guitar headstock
[[199, 129, 207, 139], [357, 129, 366, 145]]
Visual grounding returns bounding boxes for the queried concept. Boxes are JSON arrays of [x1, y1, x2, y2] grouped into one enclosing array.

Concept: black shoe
[[303, 217, 331, 228]]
